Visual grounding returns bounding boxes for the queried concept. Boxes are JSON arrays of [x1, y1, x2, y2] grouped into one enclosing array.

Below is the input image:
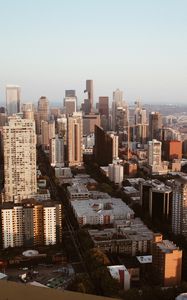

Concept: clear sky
[[0, 0, 187, 105]]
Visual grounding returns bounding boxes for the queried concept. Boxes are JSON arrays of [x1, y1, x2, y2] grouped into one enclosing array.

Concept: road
[[37, 147, 90, 275]]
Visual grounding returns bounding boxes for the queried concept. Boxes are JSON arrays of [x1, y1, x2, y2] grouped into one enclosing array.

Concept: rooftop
[[71, 198, 134, 220], [89, 218, 153, 242], [142, 179, 172, 193], [136, 255, 152, 264], [156, 240, 180, 253]]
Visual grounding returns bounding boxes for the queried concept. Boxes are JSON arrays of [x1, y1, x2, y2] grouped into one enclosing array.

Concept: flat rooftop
[[71, 198, 134, 219], [123, 186, 139, 194], [142, 179, 172, 193], [156, 240, 180, 253], [67, 184, 90, 194], [88, 218, 153, 242]]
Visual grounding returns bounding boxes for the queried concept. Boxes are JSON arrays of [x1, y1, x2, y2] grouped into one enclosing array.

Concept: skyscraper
[[83, 113, 100, 135], [83, 80, 93, 114], [3, 116, 37, 202], [148, 139, 162, 166], [98, 97, 109, 118], [50, 135, 64, 167], [37, 96, 49, 134], [98, 96, 109, 130], [65, 90, 76, 97], [64, 90, 77, 115], [172, 176, 187, 237], [149, 112, 162, 140], [94, 125, 118, 166], [41, 120, 55, 150], [22, 103, 35, 120], [112, 89, 128, 131], [67, 112, 83, 166], [6, 85, 21, 116]]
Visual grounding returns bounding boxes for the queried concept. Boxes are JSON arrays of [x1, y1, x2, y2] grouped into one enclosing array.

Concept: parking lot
[[5, 263, 75, 289]]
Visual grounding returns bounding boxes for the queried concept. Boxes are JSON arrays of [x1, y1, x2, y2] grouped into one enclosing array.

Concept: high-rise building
[[108, 163, 124, 185], [98, 97, 109, 118], [115, 106, 129, 132], [57, 116, 67, 144], [43, 206, 56, 245], [65, 90, 76, 97], [21, 103, 35, 112], [50, 135, 64, 167], [1, 206, 15, 248], [108, 132, 119, 160], [0, 113, 6, 126], [64, 97, 77, 115], [22, 103, 35, 120], [172, 176, 187, 237], [140, 180, 172, 222], [3, 116, 37, 202], [6, 85, 21, 116], [67, 113, 83, 166], [98, 97, 109, 131], [113, 89, 123, 107], [83, 80, 93, 114], [37, 96, 49, 133], [162, 140, 182, 161], [152, 234, 182, 287], [161, 127, 181, 142], [149, 112, 162, 140], [133, 100, 148, 143], [83, 113, 100, 135], [41, 120, 55, 150], [112, 89, 128, 132], [94, 126, 118, 166], [148, 139, 162, 166], [0, 201, 62, 249], [134, 100, 147, 125]]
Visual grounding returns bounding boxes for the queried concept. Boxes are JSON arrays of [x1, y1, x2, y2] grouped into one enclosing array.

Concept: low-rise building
[[88, 218, 153, 256], [67, 184, 90, 200], [71, 198, 134, 226], [107, 265, 130, 290]]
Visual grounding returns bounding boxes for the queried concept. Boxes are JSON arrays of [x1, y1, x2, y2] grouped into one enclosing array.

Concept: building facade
[[6, 85, 21, 116], [67, 113, 83, 166], [3, 117, 37, 202]]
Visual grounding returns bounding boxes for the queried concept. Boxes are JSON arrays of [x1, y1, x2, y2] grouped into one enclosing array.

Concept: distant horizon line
[[1, 101, 187, 108]]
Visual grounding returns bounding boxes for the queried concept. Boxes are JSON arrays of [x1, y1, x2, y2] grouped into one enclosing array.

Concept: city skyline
[[0, 0, 187, 104]]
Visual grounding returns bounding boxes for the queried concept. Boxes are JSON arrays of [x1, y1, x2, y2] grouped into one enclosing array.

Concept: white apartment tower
[[6, 85, 21, 116], [148, 139, 162, 166], [1, 208, 14, 248], [3, 116, 37, 202], [43, 206, 56, 245], [0, 202, 62, 248], [108, 132, 119, 160], [1, 205, 23, 248], [67, 112, 83, 166], [50, 135, 64, 167]]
